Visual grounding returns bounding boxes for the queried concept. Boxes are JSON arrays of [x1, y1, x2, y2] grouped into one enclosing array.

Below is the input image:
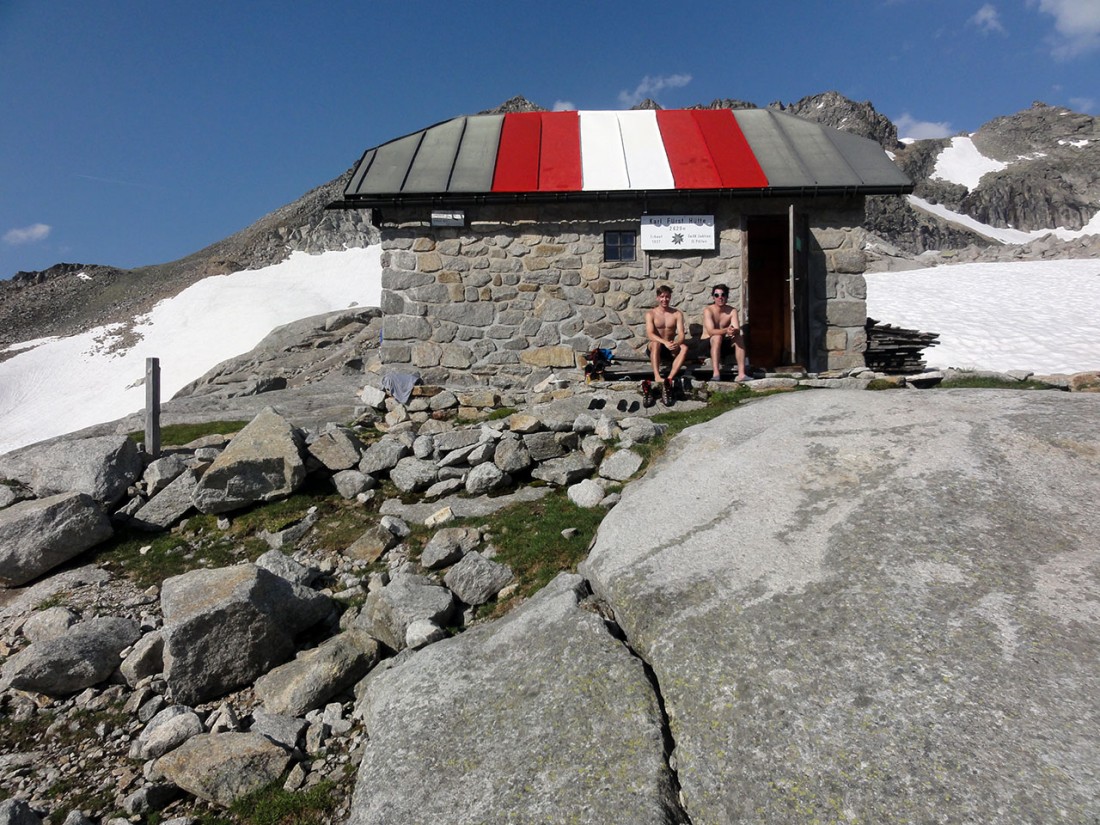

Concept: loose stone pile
[[0, 376, 672, 823]]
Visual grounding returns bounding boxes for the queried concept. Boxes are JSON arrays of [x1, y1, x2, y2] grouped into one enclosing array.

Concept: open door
[[743, 210, 809, 369], [744, 215, 789, 369], [789, 205, 810, 368]]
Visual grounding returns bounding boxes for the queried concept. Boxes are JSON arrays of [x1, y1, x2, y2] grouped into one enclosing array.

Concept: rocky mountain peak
[[687, 98, 757, 111], [973, 100, 1099, 161], [767, 90, 902, 149], [478, 96, 546, 114], [8, 262, 123, 288]]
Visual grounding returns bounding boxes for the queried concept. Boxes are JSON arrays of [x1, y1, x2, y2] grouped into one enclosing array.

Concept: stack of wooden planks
[[865, 318, 940, 374]]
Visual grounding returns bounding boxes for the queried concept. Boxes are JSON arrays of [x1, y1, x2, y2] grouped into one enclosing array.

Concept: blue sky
[[2, 0, 1098, 279]]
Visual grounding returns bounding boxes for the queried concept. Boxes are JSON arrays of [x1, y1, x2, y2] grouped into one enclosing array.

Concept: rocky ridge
[[0, 352, 696, 822], [0, 172, 377, 355]]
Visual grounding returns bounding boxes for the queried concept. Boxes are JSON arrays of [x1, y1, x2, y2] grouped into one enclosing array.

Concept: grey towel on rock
[[381, 372, 421, 405]]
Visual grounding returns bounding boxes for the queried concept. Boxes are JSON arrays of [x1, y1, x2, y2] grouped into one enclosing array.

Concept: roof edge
[[327, 183, 914, 211]]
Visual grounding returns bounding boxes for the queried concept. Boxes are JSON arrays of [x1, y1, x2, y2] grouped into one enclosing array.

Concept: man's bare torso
[[648, 306, 683, 341], [705, 304, 736, 333]]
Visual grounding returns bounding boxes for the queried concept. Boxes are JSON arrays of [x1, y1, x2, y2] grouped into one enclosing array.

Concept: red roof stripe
[[655, 110, 722, 189], [538, 111, 582, 191], [492, 112, 542, 192], [693, 110, 769, 188]]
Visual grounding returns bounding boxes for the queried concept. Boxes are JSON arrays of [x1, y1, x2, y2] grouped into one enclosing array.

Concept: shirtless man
[[702, 283, 748, 382], [644, 284, 688, 406]]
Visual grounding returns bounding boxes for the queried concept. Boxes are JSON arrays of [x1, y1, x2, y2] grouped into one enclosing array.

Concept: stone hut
[[331, 109, 912, 386]]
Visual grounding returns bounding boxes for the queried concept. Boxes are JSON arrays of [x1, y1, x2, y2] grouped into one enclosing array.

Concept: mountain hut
[[329, 109, 912, 385]]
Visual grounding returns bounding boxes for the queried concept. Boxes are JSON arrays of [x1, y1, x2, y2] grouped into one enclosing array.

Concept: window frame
[[603, 230, 637, 262]]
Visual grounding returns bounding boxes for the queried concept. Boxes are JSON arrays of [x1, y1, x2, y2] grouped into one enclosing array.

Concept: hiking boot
[[641, 379, 655, 408], [661, 378, 673, 407]]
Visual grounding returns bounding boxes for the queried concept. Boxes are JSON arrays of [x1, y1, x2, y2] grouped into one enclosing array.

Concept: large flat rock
[[348, 573, 684, 824], [191, 406, 306, 514], [0, 435, 141, 505], [582, 390, 1100, 824], [0, 493, 112, 587]]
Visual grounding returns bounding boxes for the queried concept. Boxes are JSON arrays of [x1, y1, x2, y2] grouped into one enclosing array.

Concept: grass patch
[[866, 378, 906, 390], [488, 489, 605, 594], [91, 476, 381, 588], [128, 420, 249, 447], [88, 516, 248, 588], [436, 489, 606, 617], [651, 386, 753, 429], [33, 590, 72, 611], [487, 406, 518, 420], [937, 376, 1055, 390], [227, 779, 338, 825], [632, 385, 764, 465]]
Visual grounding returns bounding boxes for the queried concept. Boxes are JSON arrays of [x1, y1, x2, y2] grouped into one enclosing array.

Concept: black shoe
[[641, 379, 655, 408], [661, 378, 672, 407]]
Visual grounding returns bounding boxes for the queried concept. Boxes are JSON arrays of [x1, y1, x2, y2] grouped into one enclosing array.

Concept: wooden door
[[745, 216, 790, 368]]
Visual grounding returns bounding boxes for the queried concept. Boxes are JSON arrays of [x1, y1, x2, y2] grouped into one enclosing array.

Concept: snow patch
[[866, 259, 1100, 374], [931, 136, 1007, 190], [908, 195, 1100, 244], [0, 247, 382, 455], [2, 335, 61, 355]]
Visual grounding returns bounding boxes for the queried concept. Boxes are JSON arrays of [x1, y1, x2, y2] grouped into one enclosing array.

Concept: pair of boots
[[641, 377, 675, 408]]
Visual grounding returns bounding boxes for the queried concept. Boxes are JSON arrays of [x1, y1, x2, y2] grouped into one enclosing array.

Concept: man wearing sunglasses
[[703, 284, 748, 382]]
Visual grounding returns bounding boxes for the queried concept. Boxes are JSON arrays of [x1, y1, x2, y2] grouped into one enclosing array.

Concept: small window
[[604, 230, 636, 262]]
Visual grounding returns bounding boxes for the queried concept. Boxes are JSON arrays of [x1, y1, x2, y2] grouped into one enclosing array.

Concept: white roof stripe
[[617, 111, 675, 189], [579, 111, 629, 190]]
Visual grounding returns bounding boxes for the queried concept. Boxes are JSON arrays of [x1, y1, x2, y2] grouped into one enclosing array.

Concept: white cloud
[[1069, 95, 1097, 112], [1032, 0, 1100, 57], [970, 3, 1007, 34], [3, 223, 51, 245], [895, 113, 954, 140], [617, 73, 693, 108], [552, 100, 577, 112]]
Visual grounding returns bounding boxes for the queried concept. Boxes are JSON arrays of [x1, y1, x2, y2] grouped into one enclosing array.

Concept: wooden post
[[145, 357, 161, 459]]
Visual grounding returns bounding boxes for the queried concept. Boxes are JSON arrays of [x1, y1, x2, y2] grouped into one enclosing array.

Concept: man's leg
[[709, 334, 723, 379], [648, 343, 663, 382], [667, 344, 688, 380], [731, 330, 747, 380]]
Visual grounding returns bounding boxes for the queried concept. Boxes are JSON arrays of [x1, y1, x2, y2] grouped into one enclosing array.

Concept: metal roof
[[335, 109, 912, 208]]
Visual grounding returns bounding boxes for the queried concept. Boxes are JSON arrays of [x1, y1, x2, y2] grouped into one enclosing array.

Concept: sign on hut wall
[[641, 215, 715, 250], [431, 210, 465, 227]]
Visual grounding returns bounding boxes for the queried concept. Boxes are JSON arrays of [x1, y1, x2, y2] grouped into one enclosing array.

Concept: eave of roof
[[331, 108, 913, 209]]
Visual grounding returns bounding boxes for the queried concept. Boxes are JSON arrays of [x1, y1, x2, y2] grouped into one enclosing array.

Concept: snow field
[[0, 248, 381, 455]]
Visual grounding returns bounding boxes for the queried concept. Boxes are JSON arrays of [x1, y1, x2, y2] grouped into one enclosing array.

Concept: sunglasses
[[713, 292, 728, 298]]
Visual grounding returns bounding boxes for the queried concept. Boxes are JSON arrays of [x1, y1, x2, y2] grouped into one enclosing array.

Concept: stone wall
[[811, 203, 871, 372], [376, 198, 868, 385]]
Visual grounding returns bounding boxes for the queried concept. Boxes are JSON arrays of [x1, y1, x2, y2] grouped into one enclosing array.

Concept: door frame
[[741, 206, 810, 368]]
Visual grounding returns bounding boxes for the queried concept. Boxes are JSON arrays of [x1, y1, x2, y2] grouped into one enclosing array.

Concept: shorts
[[649, 342, 678, 363]]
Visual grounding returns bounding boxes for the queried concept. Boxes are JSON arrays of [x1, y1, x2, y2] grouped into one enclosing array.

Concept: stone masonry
[[376, 198, 868, 385]]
